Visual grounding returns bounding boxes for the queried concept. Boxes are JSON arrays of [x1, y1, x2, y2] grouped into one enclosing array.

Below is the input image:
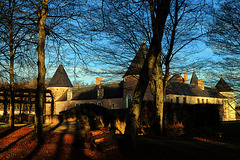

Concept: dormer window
[[97, 84, 104, 99]]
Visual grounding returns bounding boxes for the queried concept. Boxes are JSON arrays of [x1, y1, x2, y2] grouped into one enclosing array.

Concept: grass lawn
[[0, 121, 240, 160], [0, 122, 8, 127]]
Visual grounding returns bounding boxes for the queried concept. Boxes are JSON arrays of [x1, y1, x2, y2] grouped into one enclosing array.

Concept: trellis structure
[[0, 88, 54, 116]]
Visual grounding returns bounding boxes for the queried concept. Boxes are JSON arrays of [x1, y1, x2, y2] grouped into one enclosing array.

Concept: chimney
[[184, 73, 188, 84], [198, 79, 204, 90], [96, 77, 102, 85]]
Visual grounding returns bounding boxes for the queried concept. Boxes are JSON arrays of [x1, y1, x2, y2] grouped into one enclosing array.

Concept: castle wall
[[47, 87, 69, 101], [166, 94, 223, 105], [123, 75, 154, 108], [220, 92, 236, 121], [70, 98, 123, 110]]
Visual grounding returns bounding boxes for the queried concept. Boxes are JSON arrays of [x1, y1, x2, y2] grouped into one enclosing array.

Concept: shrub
[[165, 121, 184, 136]]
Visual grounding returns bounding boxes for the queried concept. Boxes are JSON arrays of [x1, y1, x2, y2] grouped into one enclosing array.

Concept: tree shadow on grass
[[52, 121, 70, 160], [69, 121, 91, 160], [0, 124, 30, 139], [48, 122, 62, 132], [23, 141, 44, 160], [21, 123, 66, 160], [0, 126, 33, 153], [23, 123, 63, 160]]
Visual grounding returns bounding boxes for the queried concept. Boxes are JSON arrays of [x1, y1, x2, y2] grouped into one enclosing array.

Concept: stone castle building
[[46, 41, 236, 121]]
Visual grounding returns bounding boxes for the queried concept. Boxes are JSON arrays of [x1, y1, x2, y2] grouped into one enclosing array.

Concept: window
[[111, 103, 115, 109], [202, 99, 204, 104], [126, 94, 132, 108], [183, 97, 186, 104], [197, 99, 200, 104], [206, 99, 209, 104], [170, 99, 173, 103], [97, 85, 104, 99], [97, 102, 102, 106], [176, 97, 179, 104]]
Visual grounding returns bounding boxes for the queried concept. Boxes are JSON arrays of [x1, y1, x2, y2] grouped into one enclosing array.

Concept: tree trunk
[[124, 38, 162, 139], [19, 97, 23, 123], [152, 53, 164, 135], [8, 0, 15, 129], [19, 103, 22, 123], [28, 93, 32, 124], [35, 0, 48, 143], [3, 91, 8, 121], [124, 0, 171, 142]]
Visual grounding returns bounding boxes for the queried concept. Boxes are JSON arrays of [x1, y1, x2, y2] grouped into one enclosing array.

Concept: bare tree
[[0, 0, 36, 128], [24, 0, 96, 142], [85, 0, 207, 137], [151, 0, 207, 135], [1, 0, 90, 141], [207, 0, 240, 103], [123, 0, 171, 141]]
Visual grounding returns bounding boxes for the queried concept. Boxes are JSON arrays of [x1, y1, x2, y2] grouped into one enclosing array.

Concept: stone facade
[[46, 42, 236, 122]]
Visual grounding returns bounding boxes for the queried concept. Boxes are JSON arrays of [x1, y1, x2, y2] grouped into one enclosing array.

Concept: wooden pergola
[[0, 88, 54, 116]]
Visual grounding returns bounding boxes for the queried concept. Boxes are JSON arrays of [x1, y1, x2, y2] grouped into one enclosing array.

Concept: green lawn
[[0, 122, 8, 127]]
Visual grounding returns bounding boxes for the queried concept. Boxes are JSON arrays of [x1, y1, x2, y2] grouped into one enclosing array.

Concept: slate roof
[[166, 82, 224, 98], [215, 78, 234, 92], [124, 42, 148, 76], [190, 71, 198, 85], [48, 63, 73, 87], [71, 81, 123, 100]]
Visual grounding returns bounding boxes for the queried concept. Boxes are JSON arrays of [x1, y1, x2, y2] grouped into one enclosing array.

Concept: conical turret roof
[[215, 78, 233, 92], [190, 71, 198, 85], [169, 73, 184, 83], [48, 63, 73, 87], [124, 41, 148, 76]]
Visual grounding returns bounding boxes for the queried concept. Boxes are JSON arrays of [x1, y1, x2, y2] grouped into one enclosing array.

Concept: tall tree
[[33, 0, 49, 143], [86, 0, 207, 136], [25, 0, 92, 142], [124, 0, 171, 140], [8, 0, 15, 129], [151, 0, 207, 134], [0, 0, 35, 128]]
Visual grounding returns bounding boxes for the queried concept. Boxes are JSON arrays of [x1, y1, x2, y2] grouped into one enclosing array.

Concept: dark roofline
[[190, 71, 198, 85], [166, 82, 224, 98], [215, 78, 234, 92], [72, 81, 123, 100], [124, 41, 148, 77], [48, 63, 73, 87]]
